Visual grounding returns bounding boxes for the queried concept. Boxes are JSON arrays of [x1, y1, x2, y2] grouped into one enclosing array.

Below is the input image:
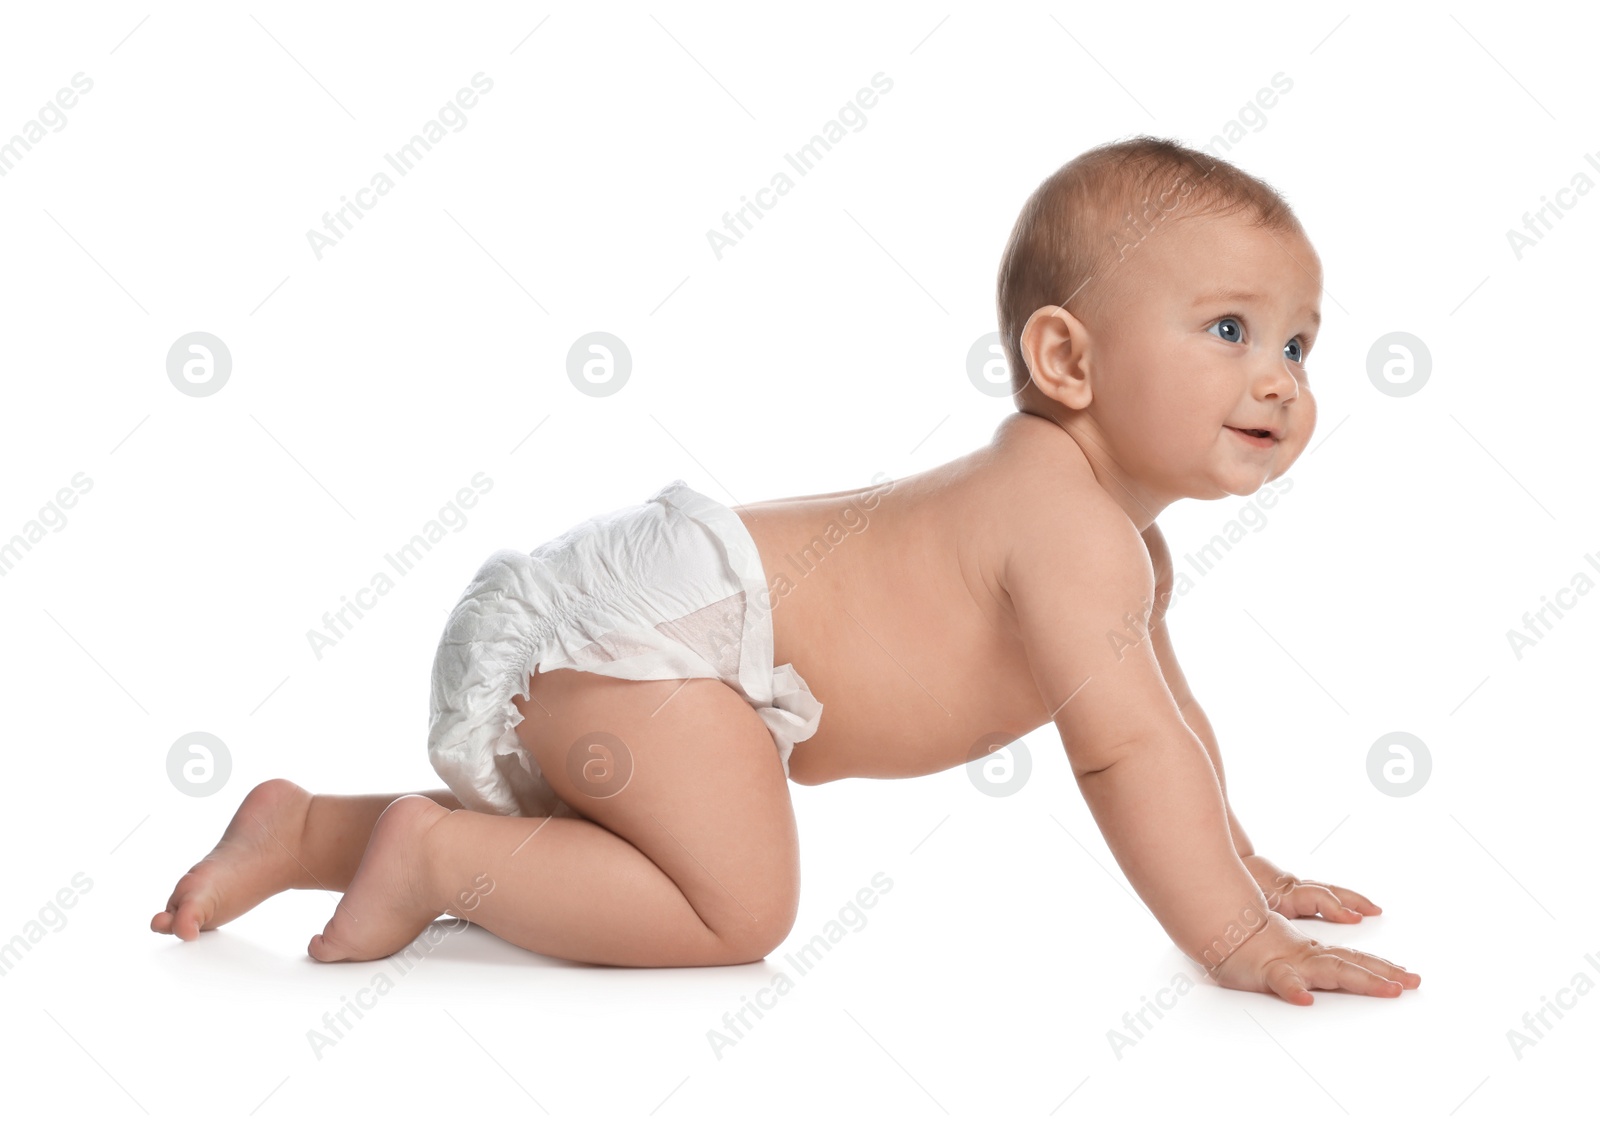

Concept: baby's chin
[[1184, 482, 1255, 502], [1207, 445, 1302, 498], [1192, 464, 1285, 501]]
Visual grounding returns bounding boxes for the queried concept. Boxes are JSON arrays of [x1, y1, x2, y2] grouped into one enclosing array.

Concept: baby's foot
[[308, 795, 449, 963], [151, 778, 313, 941]]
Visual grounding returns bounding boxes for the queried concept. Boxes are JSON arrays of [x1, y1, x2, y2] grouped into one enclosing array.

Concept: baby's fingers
[[1285, 884, 1364, 923], [1263, 961, 1315, 1006], [1333, 946, 1422, 990], [1319, 884, 1383, 916], [1321, 956, 1405, 998]]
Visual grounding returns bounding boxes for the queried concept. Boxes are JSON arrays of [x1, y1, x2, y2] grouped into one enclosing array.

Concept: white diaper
[[427, 479, 825, 817]]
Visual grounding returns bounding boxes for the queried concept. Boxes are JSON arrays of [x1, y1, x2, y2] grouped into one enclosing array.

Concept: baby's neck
[[1004, 410, 1172, 531]]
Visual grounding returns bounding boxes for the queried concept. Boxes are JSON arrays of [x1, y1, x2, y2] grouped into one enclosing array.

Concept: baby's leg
[[151, 779, 462, 941], [309, 671, 802, 967]]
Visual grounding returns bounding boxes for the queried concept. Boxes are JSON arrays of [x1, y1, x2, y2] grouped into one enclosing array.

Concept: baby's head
[[995, 136, 1321, 503]]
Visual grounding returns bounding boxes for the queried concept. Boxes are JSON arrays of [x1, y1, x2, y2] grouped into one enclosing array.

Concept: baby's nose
[[1255, 359, 1300, 399]]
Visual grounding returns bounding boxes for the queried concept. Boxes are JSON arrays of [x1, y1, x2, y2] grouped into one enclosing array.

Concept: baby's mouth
[[1225, 425, 1279, 447]]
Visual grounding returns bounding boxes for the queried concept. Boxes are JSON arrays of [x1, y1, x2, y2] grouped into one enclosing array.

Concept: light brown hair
[[995, 135, 1304, 406]]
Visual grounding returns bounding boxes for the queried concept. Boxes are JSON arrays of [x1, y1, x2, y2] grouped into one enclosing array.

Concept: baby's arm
[[1138, 523, 1254, 856], [1139, 524, 1383, 924], [1003, 496, 1417, 1004]]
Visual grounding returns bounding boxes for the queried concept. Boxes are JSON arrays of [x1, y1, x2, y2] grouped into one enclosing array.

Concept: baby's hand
[[1206, 911, 1421, 1005], [1241, 853, 1381, 924]]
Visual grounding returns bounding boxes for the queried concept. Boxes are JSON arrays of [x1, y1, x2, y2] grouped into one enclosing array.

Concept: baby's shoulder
[[979, 418, 1157, 608]]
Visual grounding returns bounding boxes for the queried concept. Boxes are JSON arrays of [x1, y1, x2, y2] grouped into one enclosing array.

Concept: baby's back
[[735, 412, 1114, 785]]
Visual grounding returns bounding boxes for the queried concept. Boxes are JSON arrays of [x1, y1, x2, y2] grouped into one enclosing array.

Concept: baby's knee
[[716, 889, 799, 964]]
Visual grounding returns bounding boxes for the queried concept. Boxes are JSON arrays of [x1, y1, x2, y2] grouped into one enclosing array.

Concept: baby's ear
[[1021, 305, 1094, 411]]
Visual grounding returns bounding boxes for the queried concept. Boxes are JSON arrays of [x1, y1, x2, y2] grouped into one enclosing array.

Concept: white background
[[1, 1, 1594, 1126]]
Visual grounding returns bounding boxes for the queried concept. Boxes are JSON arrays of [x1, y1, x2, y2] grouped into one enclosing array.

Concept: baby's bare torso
[[734, 413, 1099, 785]]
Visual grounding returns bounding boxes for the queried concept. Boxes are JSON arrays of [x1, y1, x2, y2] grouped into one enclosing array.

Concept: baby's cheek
[[1287, 397, 1316, 463], [1300, 388, 1318, 434]]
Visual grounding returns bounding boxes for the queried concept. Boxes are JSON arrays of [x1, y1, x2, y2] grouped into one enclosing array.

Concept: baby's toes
[[157, 874, 217, 941], [171, 896, 212, 941], [151, 880, 197, 936], [307, 921, 356, 963]]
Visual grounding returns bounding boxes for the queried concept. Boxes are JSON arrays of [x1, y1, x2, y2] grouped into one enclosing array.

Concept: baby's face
[[1084, 208, 1322, 500]]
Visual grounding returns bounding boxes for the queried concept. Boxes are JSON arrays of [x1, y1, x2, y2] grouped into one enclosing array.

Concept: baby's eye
[[1208, 316, 1244, 343], [1284, 339, 1304, 363]]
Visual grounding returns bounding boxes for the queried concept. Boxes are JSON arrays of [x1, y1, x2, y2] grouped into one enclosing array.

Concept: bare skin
[[150, 780, 463, 941], [154, 208, 1421, 1005]]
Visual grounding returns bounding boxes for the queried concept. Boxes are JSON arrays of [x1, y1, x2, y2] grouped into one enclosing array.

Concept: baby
[[153, 135, 1420, 1006]]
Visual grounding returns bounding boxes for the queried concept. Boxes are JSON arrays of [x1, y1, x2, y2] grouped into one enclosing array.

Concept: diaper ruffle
[[428, 551, 591, 817], [757, 662, 825, 775]]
